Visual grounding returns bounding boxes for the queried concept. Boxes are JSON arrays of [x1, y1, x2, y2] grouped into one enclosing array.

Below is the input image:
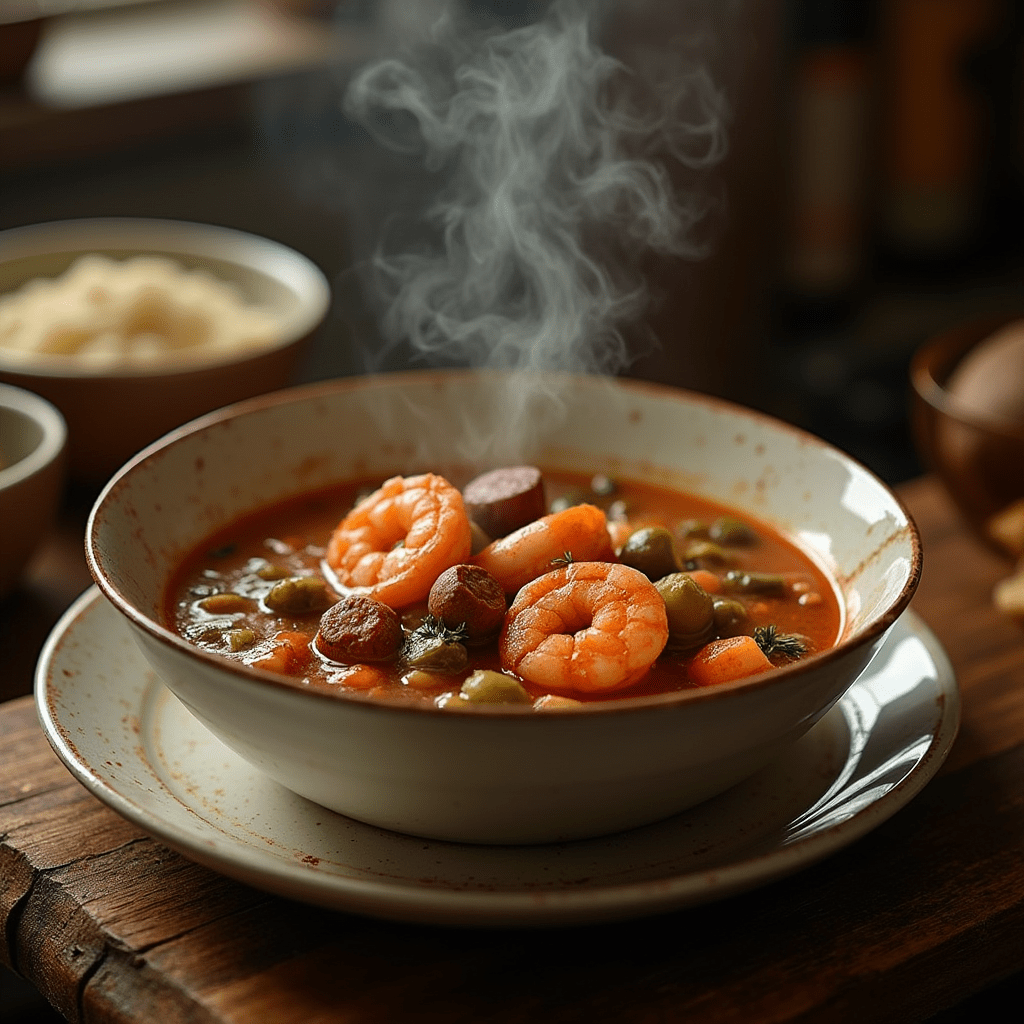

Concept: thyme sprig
[[753, 624, 808, 661], [551, 551, 575, 568], [412, 614, 468, 645]]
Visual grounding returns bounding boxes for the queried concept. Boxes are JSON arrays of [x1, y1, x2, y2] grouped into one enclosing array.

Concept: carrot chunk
[[251, 630, 312, 675], [688, 634, 773, 687], [687, 569, 723, 594]]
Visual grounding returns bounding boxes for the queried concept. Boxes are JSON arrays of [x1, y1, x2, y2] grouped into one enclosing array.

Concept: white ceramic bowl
[[0, 218, 331, 485], [0, 382, 66, 598], [85, 370, 921, 844]]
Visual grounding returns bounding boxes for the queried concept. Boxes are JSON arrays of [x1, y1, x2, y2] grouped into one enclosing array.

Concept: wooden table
[[3, 475, 1024, 1023]]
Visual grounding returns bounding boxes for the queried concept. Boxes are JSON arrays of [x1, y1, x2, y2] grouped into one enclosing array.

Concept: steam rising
[[344, 0, 729, 378]]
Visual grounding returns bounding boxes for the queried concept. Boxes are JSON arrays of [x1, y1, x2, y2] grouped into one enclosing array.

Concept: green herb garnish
[[412, 615, 468, 645], [753, 624, 808, 660]]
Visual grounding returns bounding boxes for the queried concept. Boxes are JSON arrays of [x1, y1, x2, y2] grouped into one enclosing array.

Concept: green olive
[[264, 576, 333, 614], [438, 691, 469, 710], [401, 635, 469, 673], [675, 519, 709, 541], [461, 670, 532, 704], [723, 570, 788, 596], [681, 539, 732, 566], [256, 563, 290, 581], [225, 628, 256, 652], [620, 526, 681, 581], [709, 517, 760, 546], [197, 592, 250, 614], [712, 597, 751, 637], [655, 573, 715, 649]]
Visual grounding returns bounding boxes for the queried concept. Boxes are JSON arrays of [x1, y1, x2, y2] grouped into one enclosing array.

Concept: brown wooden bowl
[[0, 15, 44, 86], [910, 314, 1024, 558]]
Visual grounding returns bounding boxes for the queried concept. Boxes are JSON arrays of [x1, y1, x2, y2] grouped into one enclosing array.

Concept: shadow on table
[[0, 965, 65, 1024]]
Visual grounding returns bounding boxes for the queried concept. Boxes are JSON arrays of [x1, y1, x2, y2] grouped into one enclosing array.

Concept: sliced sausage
[[462, 466, 546, 539]]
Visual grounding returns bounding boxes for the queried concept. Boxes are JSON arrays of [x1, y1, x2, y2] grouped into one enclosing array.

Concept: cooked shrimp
[[325, 473, 472, 609], [472, 503, 616, 594], [500, 561, 669, 693]]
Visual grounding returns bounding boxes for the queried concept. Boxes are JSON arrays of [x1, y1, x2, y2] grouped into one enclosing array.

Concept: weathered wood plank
[[4, 685, 1024, 1024], [898, 478, 1024, 774], [188, 766, 1024, 1024]]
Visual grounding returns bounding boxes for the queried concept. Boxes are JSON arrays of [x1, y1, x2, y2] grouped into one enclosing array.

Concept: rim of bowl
[[0, 381, 67, 487], [0, 217, 331, 380], [86, 369, 923, 719], [910, 313, 1024, 443]]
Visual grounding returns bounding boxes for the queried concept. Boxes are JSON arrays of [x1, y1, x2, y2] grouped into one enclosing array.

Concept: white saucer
[[36, 587, 959, 928]]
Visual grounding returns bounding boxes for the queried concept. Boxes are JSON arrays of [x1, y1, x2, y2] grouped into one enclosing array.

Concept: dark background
[[5, 0, 1024, 491]]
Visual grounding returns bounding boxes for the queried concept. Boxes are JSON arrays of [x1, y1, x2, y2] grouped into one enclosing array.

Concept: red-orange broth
[[164, 470, 843, 707]]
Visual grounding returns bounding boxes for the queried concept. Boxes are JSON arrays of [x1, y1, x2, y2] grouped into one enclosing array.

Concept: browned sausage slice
[[428, 564, 507, 643], [462, 466, 546, 539], [315, 595, 403, 663]]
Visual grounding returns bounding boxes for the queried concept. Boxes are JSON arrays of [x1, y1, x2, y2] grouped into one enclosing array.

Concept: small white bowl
[[0, 218, 331, 485], [0, 382, 66, 598], [86, 371, 921, 844]]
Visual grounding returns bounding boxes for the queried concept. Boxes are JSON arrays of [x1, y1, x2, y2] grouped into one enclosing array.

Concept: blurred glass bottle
[[779, 0, 876, 333], [878, 0, 1002, 267], [604, 0, 786, 408]]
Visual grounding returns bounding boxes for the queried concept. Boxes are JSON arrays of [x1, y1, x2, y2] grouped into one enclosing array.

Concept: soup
[[164, 468, 842, 709]]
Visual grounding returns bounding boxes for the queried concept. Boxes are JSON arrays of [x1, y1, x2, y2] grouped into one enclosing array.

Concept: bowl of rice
[[0, 218, 331, 485]]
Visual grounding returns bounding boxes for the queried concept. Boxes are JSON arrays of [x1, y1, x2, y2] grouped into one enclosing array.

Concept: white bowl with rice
[[0, 218, 331, 485]]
